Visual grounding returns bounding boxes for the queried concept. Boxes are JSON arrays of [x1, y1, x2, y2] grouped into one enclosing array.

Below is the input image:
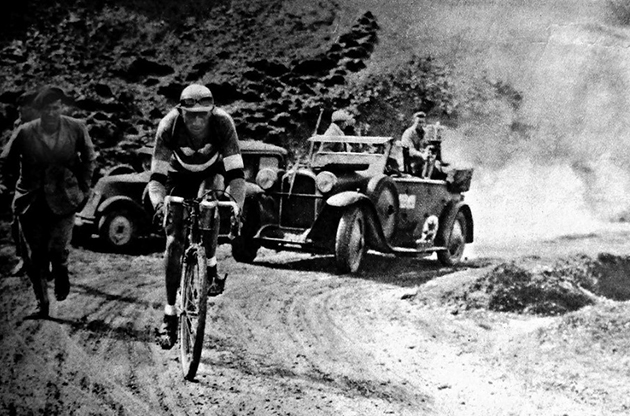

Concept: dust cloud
[[449, 24, 630, 245]]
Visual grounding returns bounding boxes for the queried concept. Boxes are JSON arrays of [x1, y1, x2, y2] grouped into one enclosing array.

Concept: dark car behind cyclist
[[148, 84, 245, 349]]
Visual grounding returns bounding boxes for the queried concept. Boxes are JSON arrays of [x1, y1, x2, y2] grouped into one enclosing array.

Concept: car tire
[[71, 226, 91, 246], [99, 209, 138, 250], [437, 211, 467, 266], [367, 177, 399, 241], [335, 206, 367, 273], [231, 236, 260, 263]]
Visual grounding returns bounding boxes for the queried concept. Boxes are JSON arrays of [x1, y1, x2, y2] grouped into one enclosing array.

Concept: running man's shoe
[[54, 272, 70, 301], [156, 314, 178, 349], [24, 302, 49, 320]]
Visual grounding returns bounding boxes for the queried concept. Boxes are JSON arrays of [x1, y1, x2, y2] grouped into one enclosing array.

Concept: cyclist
[[149, 84, 245, 349]]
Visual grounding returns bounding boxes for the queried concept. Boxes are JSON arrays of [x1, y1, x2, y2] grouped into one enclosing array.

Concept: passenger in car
[[320, 109, 355, 152], [400, 111, 430, 176]]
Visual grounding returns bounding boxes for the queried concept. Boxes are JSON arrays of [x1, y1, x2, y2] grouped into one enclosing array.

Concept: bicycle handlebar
[[165, 196, 240, 217]]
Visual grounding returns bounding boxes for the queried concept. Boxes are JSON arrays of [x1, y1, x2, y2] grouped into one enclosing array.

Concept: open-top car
[[235, 134, 474, 272], [74, 140, 288, 251]]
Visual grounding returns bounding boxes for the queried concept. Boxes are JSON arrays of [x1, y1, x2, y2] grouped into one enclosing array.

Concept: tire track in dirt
[[2, 242, 621, 415], [184, 252, 435, 415]]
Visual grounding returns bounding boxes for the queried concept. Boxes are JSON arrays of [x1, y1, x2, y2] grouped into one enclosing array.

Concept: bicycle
[[164, 190, 239, 380]]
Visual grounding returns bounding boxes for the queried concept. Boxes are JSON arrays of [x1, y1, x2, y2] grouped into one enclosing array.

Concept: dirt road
[[2, 226, 630, 415]]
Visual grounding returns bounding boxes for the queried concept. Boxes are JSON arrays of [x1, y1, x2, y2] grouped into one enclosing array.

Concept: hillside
[[2, 0, 630, 239], [3, 2, 630, 415]]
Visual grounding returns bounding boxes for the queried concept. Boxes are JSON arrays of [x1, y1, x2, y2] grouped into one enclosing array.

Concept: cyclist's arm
[[216, 108, 246, 213], [225, 171, 245, 214], [148, 112, 176, 208]]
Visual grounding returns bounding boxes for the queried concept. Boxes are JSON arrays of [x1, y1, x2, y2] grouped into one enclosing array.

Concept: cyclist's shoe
[[207, 272, 226, 297], [156, 314, 178, 349]]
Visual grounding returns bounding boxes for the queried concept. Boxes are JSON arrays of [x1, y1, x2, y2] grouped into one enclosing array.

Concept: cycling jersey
[[151, 107, 244, 179]]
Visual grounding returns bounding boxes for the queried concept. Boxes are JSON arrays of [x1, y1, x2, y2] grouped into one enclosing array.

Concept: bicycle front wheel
[[179, 244, 209, 380]]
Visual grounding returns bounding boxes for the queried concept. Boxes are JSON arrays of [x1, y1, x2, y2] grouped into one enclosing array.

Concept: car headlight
[[256, 168, 277, 190], [316, 171, 337, 193]]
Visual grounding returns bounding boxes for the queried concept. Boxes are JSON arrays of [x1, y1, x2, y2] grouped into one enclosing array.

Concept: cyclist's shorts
[[166, 166, 225, 199]]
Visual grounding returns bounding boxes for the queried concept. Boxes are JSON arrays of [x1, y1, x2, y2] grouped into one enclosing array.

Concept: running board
[[388, 245, 447, 255]]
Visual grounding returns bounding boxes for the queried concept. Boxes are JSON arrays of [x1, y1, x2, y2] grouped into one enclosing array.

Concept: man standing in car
[[400, 111, 429, 175], [321, 109, 356, 152], [0, 86, 96, 319]]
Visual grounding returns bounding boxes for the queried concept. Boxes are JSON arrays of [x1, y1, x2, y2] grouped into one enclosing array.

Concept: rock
[[149, 108, 165, 119], [157, 82, 185, 102], [127, 58, 174, 79], [247, 59, 290, 78], [186, 59, 217, 81], [345, 59, 367, 72], [243, 69, 265, 82], [88, 120, 119, 148], [94, 83, 113, 98], [241, 89, 263, 103], [270, 112, 292, 127], [344, 46, 370, 60], [291, 55, 336, 76], [207, 82, 240, 104], [322, 74, 344, 87]]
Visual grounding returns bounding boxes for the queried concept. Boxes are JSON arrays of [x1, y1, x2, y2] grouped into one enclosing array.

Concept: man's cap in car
[[331, 109, 354, 122]]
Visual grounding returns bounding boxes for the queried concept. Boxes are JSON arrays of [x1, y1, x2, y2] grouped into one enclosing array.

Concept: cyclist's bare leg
[[156, 200, 187, 349]]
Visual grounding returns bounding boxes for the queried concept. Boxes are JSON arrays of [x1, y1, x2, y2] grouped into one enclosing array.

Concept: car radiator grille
[[280, 175, 318, 229]]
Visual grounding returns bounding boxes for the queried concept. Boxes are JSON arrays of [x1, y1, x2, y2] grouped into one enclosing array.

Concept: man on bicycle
[[149, 84, 245, 349]]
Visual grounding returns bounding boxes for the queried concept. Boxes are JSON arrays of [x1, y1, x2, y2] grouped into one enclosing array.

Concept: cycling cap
[[179, 84, 214, 112], [331, 109, 353, 122], [413, 111, 426, 119]]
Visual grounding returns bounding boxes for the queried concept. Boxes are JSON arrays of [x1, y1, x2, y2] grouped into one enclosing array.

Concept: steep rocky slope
[[1, 1, 433, 174]]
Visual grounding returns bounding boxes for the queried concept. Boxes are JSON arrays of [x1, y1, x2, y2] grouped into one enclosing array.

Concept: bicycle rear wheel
[[178, 244, 209, 380]]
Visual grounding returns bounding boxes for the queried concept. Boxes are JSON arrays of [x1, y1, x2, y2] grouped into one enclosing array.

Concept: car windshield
[[308, 135, 393, 174]]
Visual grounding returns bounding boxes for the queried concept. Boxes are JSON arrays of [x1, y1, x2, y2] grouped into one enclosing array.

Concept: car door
[[391, 177, 453, 246]]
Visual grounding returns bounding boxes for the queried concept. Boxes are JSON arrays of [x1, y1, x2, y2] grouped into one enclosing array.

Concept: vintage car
[[235, 134, 474, 273], [73, 140, 288, 251]]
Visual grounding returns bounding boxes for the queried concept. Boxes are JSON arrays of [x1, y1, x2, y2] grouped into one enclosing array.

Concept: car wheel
[[335, 206, 367, 273], [231, 236, 260, 263], [71, 226, 91, 246], [99, 209, 138, 250], [437, 211, 467, 266], [368, 178, 399, 241]]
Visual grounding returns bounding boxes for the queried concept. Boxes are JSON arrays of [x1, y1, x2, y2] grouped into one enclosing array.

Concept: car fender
[[311, 191, 393, 253], [366, 174, 389, 195], [326, 190, 366, 207], [97, 195, 143, 214], [436, 201, 474, 245]]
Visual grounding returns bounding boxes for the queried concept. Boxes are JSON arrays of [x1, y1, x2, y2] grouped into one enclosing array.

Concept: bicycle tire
[[178, 244, 209, 380]]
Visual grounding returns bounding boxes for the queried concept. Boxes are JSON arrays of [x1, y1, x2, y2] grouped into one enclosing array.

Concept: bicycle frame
[[163, 191, 239, 380]]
